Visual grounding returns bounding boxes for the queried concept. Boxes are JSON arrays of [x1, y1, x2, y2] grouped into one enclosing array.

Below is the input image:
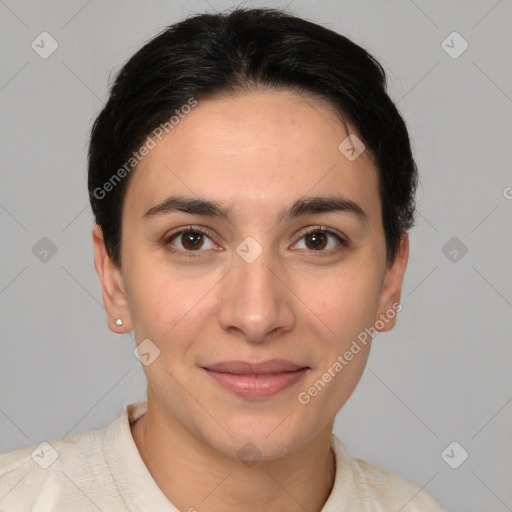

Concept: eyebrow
[[143, 195, 368, 224]]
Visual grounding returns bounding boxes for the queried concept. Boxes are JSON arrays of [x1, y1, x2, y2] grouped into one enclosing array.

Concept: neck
[[130, 399, 336, 512]]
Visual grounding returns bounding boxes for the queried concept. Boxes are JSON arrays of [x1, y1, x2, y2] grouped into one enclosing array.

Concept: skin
[[93, 89, 409, 512]]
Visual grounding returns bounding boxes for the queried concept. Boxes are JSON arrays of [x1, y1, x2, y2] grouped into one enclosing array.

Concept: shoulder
[[0, 427, 101, 471], [330, 435, 445, 511], [352, 456, 444, 511], [0, 422, 114, 511]]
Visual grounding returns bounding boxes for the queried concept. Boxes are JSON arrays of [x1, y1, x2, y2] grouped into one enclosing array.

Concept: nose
[[217, 247, 296, 343]]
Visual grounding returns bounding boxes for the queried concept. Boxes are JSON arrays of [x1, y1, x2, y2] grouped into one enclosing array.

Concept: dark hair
[[88, 7, 418, 267]]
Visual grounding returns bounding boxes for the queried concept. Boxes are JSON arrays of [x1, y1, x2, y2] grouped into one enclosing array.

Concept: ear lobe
[[92, 225, 133, 333], [374, 233, 409, 333]]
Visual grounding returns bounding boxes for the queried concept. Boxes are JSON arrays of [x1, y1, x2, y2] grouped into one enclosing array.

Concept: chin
[[195, 412, 316, 462]]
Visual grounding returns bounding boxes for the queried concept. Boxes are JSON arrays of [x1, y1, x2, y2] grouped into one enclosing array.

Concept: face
[[94, 89, 408, 460]]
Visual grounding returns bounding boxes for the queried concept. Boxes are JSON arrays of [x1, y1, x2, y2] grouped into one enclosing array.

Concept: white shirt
[[0, 401, 445, 511]]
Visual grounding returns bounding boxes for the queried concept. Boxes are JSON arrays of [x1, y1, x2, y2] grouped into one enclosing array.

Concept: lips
[[204, 359, 307, 375], [202, 359, 309, 399]]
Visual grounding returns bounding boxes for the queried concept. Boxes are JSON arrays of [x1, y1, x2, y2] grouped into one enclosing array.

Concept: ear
[[374, 233, 409, 333], [92, 224, 133, 333]]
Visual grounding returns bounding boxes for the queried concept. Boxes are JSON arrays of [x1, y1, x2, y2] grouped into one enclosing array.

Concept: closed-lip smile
[[202, 359, 309, 399]]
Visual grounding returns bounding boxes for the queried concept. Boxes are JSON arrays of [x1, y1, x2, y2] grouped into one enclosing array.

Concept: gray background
[[1, 1, 511, 510]]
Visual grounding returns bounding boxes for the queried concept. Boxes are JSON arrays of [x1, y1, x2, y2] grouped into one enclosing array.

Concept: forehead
[[123, 90, 380, 225]]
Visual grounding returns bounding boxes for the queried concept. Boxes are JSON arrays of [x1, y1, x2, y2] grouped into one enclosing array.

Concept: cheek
[[124, 254, 222, 343], [292, 269, 378, 418], [292, 262, 382, 346], [296, 344, 371, 429]]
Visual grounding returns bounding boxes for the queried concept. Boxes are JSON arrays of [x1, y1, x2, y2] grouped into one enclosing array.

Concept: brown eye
[[293, 228, 347, 252], [181, 231, 204, 250], [305, 232, 328, 250], [165, 228, 216, 253]]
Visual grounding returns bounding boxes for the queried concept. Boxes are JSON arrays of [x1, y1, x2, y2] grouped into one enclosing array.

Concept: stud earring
[[114, 318, 123, 326]]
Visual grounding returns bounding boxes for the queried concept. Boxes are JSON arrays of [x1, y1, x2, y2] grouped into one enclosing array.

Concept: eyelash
[[163, 225, 348, 257], [163, 226, 216, 257]]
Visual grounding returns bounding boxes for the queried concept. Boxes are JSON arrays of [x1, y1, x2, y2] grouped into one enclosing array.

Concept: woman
[[0, 7, 445, 511]]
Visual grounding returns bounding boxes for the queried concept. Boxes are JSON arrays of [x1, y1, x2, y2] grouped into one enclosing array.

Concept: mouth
[[201, 359, 310, 400]]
